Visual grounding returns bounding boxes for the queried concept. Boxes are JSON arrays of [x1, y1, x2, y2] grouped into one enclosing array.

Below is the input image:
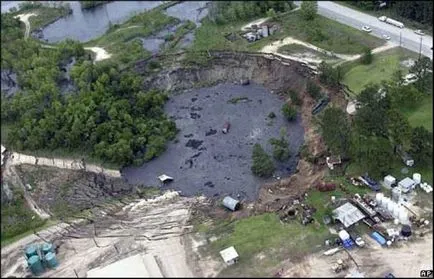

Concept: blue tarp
[[371, 231, 386, 245], [343, 238, 355, 249]]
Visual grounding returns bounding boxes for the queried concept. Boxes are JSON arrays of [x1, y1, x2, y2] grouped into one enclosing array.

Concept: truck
[[378, 16, 404, 29]]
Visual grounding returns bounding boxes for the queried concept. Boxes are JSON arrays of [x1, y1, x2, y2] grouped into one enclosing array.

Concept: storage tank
[[28, 255, 44, 276], [44, 252, 58, 269], [41, 243, 54, 255], [382, 197, 390, 209], [413, 173, 421, 185], [393, 204, 401, 218], [387, 200, 395, 212], [399, 209, 409, 224], [376, 193, 384, 205], [392, 187, 401, 203], [25, 244, 38, 259], [222, 196, 240, 211]]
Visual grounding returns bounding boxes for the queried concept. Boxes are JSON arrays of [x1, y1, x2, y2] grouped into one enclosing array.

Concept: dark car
[[360, 174, 381, 191]]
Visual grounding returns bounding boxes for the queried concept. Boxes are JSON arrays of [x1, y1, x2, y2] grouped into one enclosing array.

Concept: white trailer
[[378, 16, 404, 28]]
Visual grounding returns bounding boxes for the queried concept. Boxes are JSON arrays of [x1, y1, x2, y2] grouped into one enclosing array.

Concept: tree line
[[318, 58, 433, 178], [208, 1, 295, 25]]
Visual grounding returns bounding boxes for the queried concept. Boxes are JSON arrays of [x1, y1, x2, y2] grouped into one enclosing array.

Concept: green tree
[[282, 103, 297, 121], [288, 89, 302, 106], [387, 108, 412, 146], [361, 48, 373, 64], [266, 8, 277, 19], [251, 143, 275, 177], [318, 61, 342, 87], [409, 56, 433, 92], [306, 80, 321, 100], [269, 128, 291, 161], [409, 126, 433, 166], [319, 107, 351, 156], [300, 1, 318, 21]]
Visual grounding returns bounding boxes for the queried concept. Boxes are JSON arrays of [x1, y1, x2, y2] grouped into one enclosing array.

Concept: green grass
[[1, 220, 56, 247], [202, 213, 330, 277], [191, 10, 384, 56], [25, 7, 72, 31], [277, 11, 384, 54], [342, 47, 419, 95], [402, 94, 433, 132], [335, 1, 433, 36]]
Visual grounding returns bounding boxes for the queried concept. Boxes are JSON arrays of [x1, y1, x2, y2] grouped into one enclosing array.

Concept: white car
[[362, 26, 372, 33], [382, 34, 391, 40], [414, 29, 425, 36], [355, 237, 365, 247]]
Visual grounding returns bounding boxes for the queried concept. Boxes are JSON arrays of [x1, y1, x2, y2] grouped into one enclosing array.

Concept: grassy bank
[[18, 5, 72, 31], [200, 213, 330, 277], [342, 47, 419, 95]]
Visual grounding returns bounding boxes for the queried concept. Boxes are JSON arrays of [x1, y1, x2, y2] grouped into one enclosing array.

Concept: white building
[[332, 202, 366, 228], [220, 246, 239, 266], [398, 177, 416, 193]]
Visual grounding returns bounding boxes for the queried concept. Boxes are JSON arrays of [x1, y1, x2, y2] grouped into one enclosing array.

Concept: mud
[[122, 83, 305, 201]]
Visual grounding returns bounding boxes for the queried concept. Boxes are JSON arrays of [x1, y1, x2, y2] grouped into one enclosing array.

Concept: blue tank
[[28, 255, 44, 275], [45, 252, 59, 269], [25, 244, 38, 259], [42, 243, 54, 255]]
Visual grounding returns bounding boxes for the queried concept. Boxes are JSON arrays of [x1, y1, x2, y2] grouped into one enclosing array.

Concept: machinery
[[331, 259, 348, 273]]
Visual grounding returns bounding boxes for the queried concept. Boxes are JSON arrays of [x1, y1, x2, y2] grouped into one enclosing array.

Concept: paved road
[[294, 1, 433, 59]]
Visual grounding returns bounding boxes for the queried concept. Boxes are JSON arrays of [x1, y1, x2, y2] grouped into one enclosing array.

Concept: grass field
[[190, 10, 384, 55], [342, 47, 419, 95], [402, 94, 433, 132], [202, 213, 330, 277]]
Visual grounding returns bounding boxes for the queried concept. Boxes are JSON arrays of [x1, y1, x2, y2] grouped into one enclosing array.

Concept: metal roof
[[333, 202, 366, 228], [398, 177, 415, 188], [220, 246, 239, 263]]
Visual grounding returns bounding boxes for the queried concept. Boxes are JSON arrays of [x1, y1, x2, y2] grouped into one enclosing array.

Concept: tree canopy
[[251, 143, 275, 177]]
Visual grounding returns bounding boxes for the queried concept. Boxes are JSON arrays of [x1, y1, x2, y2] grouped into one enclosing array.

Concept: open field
[[342, 47, 420, 95], [402, 94, 433, 132], [190, 10, 384, 55]]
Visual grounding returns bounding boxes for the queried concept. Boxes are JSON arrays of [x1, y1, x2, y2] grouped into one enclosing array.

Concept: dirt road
[[1, 191, 200, 278], [15, 13, 36, 40], [84, 47, 112, 62]]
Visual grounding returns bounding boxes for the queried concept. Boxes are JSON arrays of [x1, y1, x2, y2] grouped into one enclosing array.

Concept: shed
[[383, 175, 396, 188], [222, 196, 240, 211], [219, 246, 239, 265], [332, 202, 366, 228], [398, 177, 415, 193]]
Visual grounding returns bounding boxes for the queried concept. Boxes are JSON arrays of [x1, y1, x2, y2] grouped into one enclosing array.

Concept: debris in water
[[190, 112, 201, 119], [191, 152, 202, 159], [184, 134, 194, 138], [204, 181, 215, 188], [191, 106, 203, 111], [206, 129, 217, 136], [191, 97, 198, 102], [185, 139, 203, 149]]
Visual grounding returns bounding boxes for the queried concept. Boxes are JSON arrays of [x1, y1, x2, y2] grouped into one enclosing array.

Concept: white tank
[[399, 209, 409, 224], [376, 193, 384, 204], [413, 173, 421, 184], [393, 204, 400, 218], [381, 197, 389, 208], [394, 219, 400, 225], [387, 200, 395, 212]]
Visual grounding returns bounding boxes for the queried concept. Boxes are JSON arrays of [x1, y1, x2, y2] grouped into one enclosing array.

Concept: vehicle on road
[[362, 25, 372, 32], [378, 16, 404, 28], [414, 29, 425, 36], [382, 34, 391, 40]]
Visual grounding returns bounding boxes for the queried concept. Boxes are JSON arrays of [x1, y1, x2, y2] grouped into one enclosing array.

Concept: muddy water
[[122, 83, 305, 201]]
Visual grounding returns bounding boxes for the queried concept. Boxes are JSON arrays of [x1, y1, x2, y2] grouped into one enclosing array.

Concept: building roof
[[398, 177, 415, 188], [333, 202, 366, 228], [86, 253, 163, 278], [220, 246, 239, 263]]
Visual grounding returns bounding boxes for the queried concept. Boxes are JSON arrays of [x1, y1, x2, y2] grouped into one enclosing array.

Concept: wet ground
[[122, 83, 305, 201]]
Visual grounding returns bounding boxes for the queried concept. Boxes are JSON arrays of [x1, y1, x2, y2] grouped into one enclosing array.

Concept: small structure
[[222, 196, 240, 211], [371, 231, 386, 246], [346, 101, 357, 115], [219, 246, 239, 266], [326, 156, 342, 170], [391, 187, 401, 203], [157, 174, 173, 183], [412, 173, 421, 185], [383, 175, 396, 188], [332, 202, 366, 228], [398, 177, 415, 193]]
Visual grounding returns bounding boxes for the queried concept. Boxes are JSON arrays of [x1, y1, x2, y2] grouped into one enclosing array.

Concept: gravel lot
[[122, 83, 305, 201]]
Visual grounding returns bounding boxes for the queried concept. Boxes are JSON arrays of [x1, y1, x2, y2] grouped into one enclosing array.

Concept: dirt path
[[84, 47, 112, 62], [1, 192, 199, 278], [114, 25, 140, 33], [261, 36, 397, 67], [6, 149, 120, 177], [15, 13, 37, 40]]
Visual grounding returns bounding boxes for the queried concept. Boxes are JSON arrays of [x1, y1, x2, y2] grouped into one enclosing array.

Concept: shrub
[[251, 143, 275, 177], [361, 48, 373, 64], [288, 90, 302, 106], [269, 128, 290, 161], [268, 112, 276, 118], [306, 80, 321, 100], [282, 103, 297, 121]]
